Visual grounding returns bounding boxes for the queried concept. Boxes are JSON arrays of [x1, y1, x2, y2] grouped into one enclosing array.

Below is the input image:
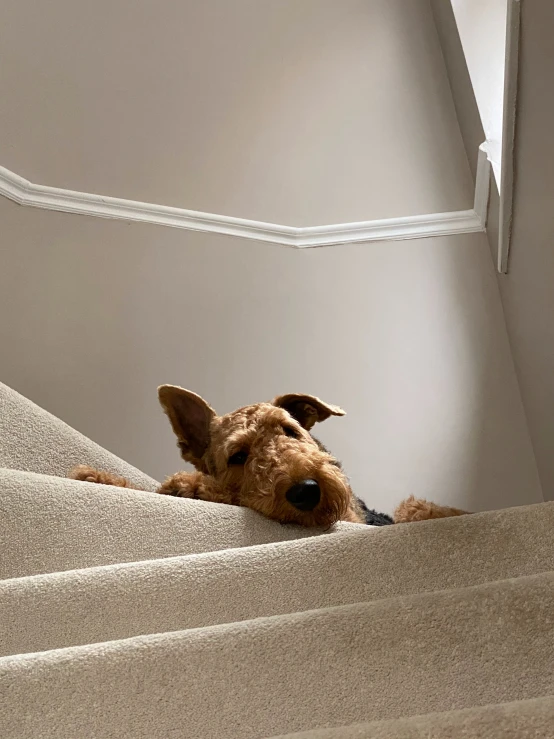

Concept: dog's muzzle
[[286, 479, 321, 511]]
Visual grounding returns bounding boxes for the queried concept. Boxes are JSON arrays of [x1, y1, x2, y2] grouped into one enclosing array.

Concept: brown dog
[[70, 386, 468, 527]]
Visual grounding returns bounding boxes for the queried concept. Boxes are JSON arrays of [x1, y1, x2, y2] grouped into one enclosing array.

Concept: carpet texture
[[0, 380, 552, 738], [0, 467, 348, 579], [267, 696, 554, 738], [0, 381, 157, 490]]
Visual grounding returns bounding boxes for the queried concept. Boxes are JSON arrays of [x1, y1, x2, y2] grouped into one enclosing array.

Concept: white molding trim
[[0, 155, 490, 248], [474, 143, 491, 227], [498, 0, 521, 274]]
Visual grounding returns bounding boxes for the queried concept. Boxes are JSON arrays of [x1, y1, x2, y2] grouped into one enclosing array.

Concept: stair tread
[[2, 571, 553, 739], [265, 695, 554, 738], [2, 501, 554, 656], [0, 467, 359, 579]]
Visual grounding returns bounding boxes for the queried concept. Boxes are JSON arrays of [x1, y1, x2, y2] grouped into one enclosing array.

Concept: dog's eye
[[283, 425, 300, 439], [228, 450, 248, 465]]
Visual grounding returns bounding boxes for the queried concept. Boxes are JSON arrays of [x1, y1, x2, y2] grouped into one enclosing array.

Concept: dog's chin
[[289, 509, 342, 529], [248, 494, 346, 529], [281, 492, 351, 529]]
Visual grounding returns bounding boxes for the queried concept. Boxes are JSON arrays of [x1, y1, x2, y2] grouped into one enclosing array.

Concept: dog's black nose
[[286, 479, 321, 511]]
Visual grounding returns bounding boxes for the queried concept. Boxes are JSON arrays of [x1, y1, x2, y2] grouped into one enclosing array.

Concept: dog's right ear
[[273, 393, 345, 431], [158, 385, 216, 468]]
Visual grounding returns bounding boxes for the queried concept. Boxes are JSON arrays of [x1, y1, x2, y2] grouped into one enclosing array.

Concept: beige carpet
[[0, 380, 553, 738], [268, 696, 554, 738], [0, 381, 157, 490]]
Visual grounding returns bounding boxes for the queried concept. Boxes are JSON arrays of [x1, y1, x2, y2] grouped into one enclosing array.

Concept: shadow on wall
[[419, 239, 542, 512]]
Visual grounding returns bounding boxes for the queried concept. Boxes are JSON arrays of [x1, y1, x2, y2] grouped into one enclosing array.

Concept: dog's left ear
[[273, 393, 345, 431], [158, 385, 216, 468]]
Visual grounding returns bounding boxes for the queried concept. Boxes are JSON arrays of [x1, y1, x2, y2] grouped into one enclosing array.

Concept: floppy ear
[[158, 385, 216, 468], [273, 393, 345, 431]]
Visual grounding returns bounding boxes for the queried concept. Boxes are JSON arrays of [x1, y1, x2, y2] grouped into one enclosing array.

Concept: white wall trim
[[0, 156, 490, 248], [474, 143, 492, 226], [498, 0, 521, 274]]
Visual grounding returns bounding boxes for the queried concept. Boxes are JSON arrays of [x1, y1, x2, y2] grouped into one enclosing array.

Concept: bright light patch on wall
[[450, 0, 520, 273], [451, 0, 508, 189]]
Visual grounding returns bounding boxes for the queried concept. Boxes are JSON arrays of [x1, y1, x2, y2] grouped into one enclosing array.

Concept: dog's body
[[71, 386, 467, 527]]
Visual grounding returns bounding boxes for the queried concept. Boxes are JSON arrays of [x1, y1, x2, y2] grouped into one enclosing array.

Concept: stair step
[[0, 381, 157, 490], [1, 571, 553, 739], [2, 501, 553, 656], [265, 695, 554, 738], [0, 467, 355, 579]]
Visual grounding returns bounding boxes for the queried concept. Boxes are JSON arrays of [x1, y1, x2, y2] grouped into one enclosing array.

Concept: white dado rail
[[0, 146, 491, 249]]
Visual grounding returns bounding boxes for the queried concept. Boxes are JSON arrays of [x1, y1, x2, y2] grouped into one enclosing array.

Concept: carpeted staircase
[[1, 381, 553, 738]]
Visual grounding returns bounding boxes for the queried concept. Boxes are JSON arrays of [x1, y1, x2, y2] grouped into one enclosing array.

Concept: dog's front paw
[[158, 471, 203, 498], [394, 495, 469, 523], [157, 471, 232, 505], [68, 465, 132, 488]]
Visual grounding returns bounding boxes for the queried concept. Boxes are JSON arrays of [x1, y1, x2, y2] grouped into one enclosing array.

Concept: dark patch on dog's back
[[355, 497, 394, 526]]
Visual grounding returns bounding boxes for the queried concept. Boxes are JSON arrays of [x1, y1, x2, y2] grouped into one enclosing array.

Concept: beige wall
[[494, 0, 554, 501], [433, 0, 554, 502], [0, 0, 473, 225], [0, 198, 541, 514], [0, 0, 543, 514]]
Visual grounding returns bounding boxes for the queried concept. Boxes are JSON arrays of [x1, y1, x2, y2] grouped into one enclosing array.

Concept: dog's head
[[158, 385, 356, 527]]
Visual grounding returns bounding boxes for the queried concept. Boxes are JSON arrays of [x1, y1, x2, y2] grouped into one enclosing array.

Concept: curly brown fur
[[157, 470, 232, 504], [69, 388, 367, 527], [69, 387, 470, 528], [69, 465, 134, 489], [157, 390, 366, 527], [393, 495, 469, 523]]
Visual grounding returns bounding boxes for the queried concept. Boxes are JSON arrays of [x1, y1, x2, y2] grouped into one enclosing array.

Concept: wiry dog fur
[[70, 386, 468, 527]]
